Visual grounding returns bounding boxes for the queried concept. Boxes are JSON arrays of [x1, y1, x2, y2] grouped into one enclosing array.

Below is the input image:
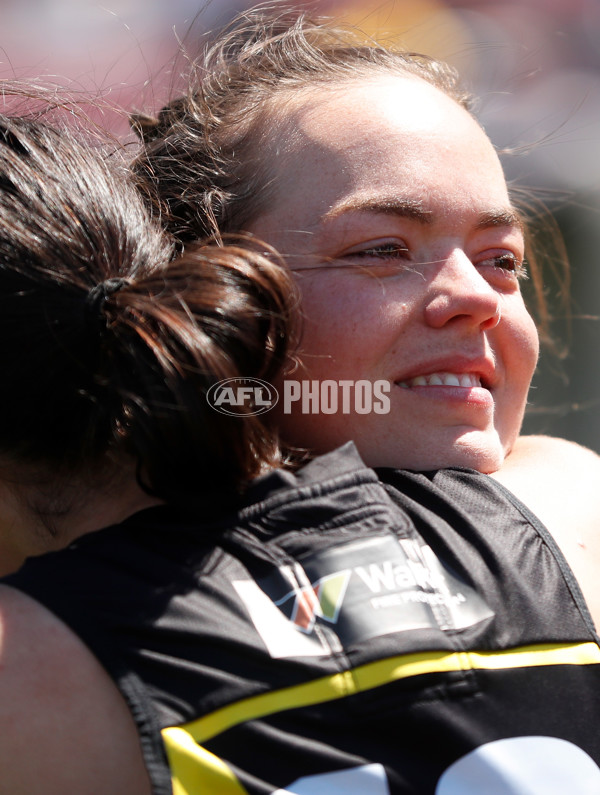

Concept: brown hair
[[130, 3, 562, 339], [0, 113, 296, 518], [131, 4, 472, 244]]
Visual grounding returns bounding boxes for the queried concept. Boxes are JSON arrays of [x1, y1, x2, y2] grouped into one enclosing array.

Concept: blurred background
[[2, 0, 600, 452]]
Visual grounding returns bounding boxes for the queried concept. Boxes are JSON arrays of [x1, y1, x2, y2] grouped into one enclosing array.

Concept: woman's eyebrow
[[321, 199, 523, 233], [475, 208, 524, 232], [322, 197, 434, 224], [319, 197, 525, 239]]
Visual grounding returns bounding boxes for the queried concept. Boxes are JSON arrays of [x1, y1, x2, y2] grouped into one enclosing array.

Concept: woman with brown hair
[[0, 118, 296, 570], [2, 6, 600, 795], [129, 4, 600, 613], [0, 108, 297, 790]]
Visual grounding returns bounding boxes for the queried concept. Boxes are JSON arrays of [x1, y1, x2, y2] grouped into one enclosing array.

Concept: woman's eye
[[346, 242, 410, 261], [289, 242, 411, 274], [477, 252, 528, 280]]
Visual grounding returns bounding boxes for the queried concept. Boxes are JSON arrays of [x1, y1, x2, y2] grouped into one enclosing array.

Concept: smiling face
[[247, 74, 539, 472]]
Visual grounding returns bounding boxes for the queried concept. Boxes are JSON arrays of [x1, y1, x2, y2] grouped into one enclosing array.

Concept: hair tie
[[85, 277, 129, 334]]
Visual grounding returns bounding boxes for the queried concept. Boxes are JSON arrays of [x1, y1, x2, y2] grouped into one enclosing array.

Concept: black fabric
[[5, 442, 600, 794]]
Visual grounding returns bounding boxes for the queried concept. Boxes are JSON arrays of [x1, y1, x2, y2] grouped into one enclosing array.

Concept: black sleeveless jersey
[[5, 443, 600, 794]]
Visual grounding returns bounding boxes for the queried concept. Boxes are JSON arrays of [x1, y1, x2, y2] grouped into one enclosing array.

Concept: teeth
[[399, 372, 482, 388], [459, 373, 479, 388]]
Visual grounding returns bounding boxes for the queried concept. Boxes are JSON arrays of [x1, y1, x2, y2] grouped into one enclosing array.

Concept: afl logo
[[206, 377, 279, 416]]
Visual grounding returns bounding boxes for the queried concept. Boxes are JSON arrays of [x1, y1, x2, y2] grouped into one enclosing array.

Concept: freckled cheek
[[298, 312, 362, 369], [294, 282, 384, 373]]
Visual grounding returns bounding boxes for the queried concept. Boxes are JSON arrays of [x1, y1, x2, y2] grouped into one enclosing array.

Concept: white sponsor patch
[[234, 534, 493, 658]]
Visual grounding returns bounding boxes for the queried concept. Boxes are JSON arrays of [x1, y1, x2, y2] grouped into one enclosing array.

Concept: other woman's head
[[132, 6, 546, 473], [0, 111, 295, 554]]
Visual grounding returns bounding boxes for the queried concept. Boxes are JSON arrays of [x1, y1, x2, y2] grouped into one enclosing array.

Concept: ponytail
[[0, 112, 297, 513], [93, 243, 296, 505]]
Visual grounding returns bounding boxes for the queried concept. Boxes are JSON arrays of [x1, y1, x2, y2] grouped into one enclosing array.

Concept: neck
[[0, 461, 163, 576], [60, 479, 164, 547]]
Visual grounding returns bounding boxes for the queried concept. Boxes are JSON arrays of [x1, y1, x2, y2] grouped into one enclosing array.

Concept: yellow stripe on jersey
[[162, 641, 600, 794], [164, 726, 249, 795]]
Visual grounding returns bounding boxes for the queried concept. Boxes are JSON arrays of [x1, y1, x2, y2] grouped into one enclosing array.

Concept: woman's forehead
[[254, 74, 509, 234], [273, 73, 476, 141]]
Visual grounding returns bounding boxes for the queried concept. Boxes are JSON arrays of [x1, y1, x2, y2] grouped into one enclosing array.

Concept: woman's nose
[[423, 250, 501, 331]]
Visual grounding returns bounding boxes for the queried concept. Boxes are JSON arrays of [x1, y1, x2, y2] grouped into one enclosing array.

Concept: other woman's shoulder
[[0, 585, 151, 794]]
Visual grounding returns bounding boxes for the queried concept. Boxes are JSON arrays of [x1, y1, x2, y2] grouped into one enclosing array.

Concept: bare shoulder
[[492, 433, 600, 522], [492, 434, 600, 494], [503, 433, 600, 469], [493, 434, 600, 513], [491, 435, 600, 629], [519, 434, 600, 461], [0, 585, 151, 795]]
